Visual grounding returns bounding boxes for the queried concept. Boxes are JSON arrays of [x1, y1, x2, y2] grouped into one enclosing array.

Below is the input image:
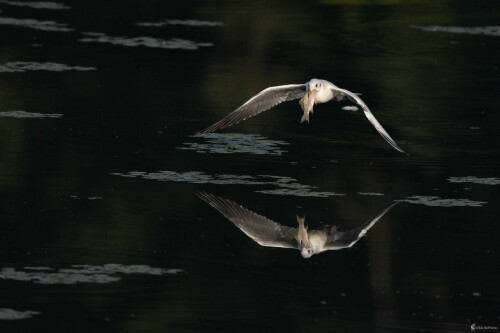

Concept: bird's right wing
[[333, 87, 407, 154], [196, 191, 298, 249], [325, 202, 399, 250], [197, 84, 306, 133]]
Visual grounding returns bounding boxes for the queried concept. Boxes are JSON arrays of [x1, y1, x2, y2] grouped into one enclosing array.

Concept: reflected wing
[[333, 87, 407, 154], [196, 191, 298, 249], [197, 84, 306, 133], [325, 202, 399, 250]]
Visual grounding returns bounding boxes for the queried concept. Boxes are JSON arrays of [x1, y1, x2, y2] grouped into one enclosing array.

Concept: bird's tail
[[300, 112, 310, 124]]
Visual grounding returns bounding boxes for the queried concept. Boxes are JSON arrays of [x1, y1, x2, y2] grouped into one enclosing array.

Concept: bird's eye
[[315, 84, 318, 87]]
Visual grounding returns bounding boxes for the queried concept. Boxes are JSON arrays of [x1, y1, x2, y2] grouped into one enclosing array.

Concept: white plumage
[[198, 78, 406, 154], [197, 191, 399, 258]]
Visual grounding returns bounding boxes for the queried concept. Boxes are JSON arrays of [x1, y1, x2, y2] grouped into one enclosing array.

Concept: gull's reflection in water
[[197, 191, 399, 258]]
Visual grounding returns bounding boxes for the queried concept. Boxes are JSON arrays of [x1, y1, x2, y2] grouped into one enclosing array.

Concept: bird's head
[[299, 227, 313, 258], [301, 246, 314, 258], [296, 214, 313, 258], [306, 79, 322, 98]]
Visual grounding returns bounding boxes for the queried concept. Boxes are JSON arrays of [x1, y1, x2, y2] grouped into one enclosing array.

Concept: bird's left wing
[[196, 191, 299, 249], [333, 87, 407, 154], [325, 202, 399, 250], [197, 84, 306, 133]]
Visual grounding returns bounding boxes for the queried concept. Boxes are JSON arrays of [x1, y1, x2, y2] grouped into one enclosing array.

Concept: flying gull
[[196, 191, 399, 258], [197, 78, 406, 154]]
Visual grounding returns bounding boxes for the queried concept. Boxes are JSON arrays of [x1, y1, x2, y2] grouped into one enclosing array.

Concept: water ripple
[[137, 19, 224, 27], [179, 133, 288, 155], [0, 16, 72, 31], [0, 264, 183, 285], [0, 0, 70, 10], [411, 25, 500, 36], [0, 111, 62, 118], [0, 61, 95, 72], [111, 170, 345, 197], [341, 105, 359, 112], [358, 192, 384, 196], [256, 188, 344, 197], [401, 195, 486, 207], [0, 308, 40, 320], [447, 176, 500, 185], [79, 32, 213, 50]]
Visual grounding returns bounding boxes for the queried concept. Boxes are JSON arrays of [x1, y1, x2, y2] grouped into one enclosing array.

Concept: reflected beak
[[300, 230, 311, 250]]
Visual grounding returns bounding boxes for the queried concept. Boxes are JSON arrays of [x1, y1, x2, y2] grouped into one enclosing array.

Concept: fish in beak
[[299, 89, 318, 124], [300, 225, 311, 250], [295, 215, 312, 250]]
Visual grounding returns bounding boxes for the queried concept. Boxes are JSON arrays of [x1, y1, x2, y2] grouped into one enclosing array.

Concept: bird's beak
[[308, 89, 318, 98], [301, 240, 311, 250]]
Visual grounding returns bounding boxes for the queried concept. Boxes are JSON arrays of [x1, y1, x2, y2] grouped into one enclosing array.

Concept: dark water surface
[[1, 0, 499, 332]]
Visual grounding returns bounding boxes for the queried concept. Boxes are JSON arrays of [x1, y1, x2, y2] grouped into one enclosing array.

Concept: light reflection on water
[[111, 170, 346, 197], [0, 16, 72, 31], [401, 195, 487, 207], [137, 19, 225, 28], [447, 176, 500, 185], [0, 61, 95, 72], [411, 25, 500, 37], [0, 308, 40, 320], [79, 32, 213, 50], [0, 264, 183, 285], [0, 0, 71, 10], [0, 111, 63, 118], [0, 0, 70, 10]]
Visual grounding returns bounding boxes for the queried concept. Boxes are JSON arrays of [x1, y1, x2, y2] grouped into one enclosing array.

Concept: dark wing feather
[[325, 202, 399, 250], [333, 87, 407, 154], [196, 191, 298, 249], [197, 84, 306, 134]]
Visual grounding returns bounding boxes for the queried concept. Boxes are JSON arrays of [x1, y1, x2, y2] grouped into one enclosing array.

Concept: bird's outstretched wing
[[325, 202, 399, 250], [333, 87, 407, 154], [197, 84, 306, 134], [196, 191, 298, 249]]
